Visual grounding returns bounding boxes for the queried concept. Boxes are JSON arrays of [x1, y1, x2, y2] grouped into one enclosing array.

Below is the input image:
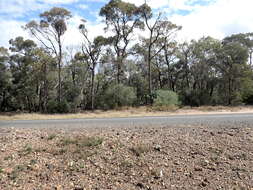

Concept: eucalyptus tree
[[139, 3, 181, 103], [218, 39, 250, 105], [223, 33, 253, 66], [9, 37, 38, 111], [176, 42, 192, 92], [0, 47, 11, 111], [24, 7, 72, 103], [99, 0, 144, 84], [189, 37, 222, 105], [79, 20, 107, 110], [32, 48, 56, 112]]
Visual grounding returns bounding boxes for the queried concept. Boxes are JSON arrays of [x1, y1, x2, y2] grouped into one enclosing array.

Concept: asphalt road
[[0, 113, 253, 130]]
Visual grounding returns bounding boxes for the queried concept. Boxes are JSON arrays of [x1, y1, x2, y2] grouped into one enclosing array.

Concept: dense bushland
[[0, 1, 253, 113]]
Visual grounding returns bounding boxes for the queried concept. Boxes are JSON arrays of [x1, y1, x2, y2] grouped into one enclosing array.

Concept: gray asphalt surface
[[0, 113, 253, 130]]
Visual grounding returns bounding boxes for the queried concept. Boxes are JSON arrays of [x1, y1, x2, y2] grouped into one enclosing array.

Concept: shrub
[[47, 100, 70, 113], [47, 100, 58, 113], [231, 91, 243, 106], [99, 84, 137, 109], [153, 90, 179, 107], [130, 144, 150, 157], [57, 100, 71, 113]]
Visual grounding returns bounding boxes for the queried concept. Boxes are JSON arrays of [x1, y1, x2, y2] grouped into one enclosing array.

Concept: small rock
[[74, 187, 84, 190], [207, 167, 216, 171], [69, 161, 74, 167], [200, 181, 207, 187], [194, 167, 203, 171], [45, 163, 54, 170], [4, 168, 13, 174], [174, 161, 180, 165], [136, 182, 145, 188], [154, 145, 161, 151], [54, 185, 62, 190], [160, 169, 163, 178]]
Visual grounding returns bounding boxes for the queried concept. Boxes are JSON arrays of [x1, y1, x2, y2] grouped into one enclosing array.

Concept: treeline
[[1, 0, 253, 113]]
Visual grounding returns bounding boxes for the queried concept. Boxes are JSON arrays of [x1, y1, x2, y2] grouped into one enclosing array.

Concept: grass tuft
[[60, 136, 103, 148], [130, 144, 150, 157], [47, 134, 57, 140]]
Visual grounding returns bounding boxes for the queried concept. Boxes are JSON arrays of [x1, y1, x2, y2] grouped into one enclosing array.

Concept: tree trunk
[[91, 67, 95, 111], [1, 91, 6, 111], [117, 60, 120, 84], [39, 84, 42, 112], [228, 77, 231, 105], [158, 70, 162, 88], [250, 50, 252, 66], [58, 35, 62, 103], [167, 64, 172, 90], [184, 54, 190, 88], [148, 46, 152, 104], [43, 62, 48, 113]]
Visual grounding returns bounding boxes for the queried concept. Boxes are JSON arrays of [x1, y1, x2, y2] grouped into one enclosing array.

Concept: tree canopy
[[1, 2, 253, 113]]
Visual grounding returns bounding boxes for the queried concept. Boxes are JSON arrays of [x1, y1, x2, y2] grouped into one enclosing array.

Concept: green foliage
[[1, 5, 253, 112], [129, 73, 149, 105], [100, 0, 142, 24], [99, 84, 137, 109], [18, 144, 33, 156], [231, 91, 243, 106], [47, 100, 70, 113], [153, 90, 179, 107], [47, 134, 57, 141], [0, 47, 13, 111], [55, 100, 70, 113], [180, 89, 215, 106]]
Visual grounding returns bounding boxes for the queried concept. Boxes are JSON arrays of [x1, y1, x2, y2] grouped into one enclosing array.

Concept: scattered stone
[[136, 182, 145, 188], [0, 125, 252, 189], [194, 167, 203, 171], [154, 145, 161, 151], [74, 187, 84, 190]]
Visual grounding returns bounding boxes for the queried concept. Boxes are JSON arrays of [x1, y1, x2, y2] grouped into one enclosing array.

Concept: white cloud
[[124, 0, 169, 9], [78, 4, 88, 9], [170, 0, 253, 41], [0, 19, 28, 47], [63, 14, 106, 47], [0, 14, 105, 50], [0, 0, 81, 17], [0, 0, 46, 17], [43, 0, 79, 4], [1, 0, 253, 49], [124, 0, 207, 10], [86, 0, 106, 2]]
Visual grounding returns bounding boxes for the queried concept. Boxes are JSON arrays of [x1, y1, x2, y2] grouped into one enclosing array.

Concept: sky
[[0, 0, 253, 48]]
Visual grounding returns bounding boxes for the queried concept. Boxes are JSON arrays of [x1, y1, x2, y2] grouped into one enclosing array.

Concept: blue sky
[[0, 0, 253, 48]]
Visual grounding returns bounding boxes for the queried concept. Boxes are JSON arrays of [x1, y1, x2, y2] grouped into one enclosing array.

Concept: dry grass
[[1, 106, 253, 121]]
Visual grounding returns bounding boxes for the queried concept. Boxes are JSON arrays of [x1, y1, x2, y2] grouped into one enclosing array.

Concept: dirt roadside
[[1, 106, 253, 121], [0, 124, 252, 189]]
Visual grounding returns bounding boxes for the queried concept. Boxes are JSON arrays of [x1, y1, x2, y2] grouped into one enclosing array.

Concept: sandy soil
[[0, 124, 252, 189], [1, 106, 253, 121]]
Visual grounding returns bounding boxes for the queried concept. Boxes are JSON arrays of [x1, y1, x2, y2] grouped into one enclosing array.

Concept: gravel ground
[[0, 124, 252, 190]]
